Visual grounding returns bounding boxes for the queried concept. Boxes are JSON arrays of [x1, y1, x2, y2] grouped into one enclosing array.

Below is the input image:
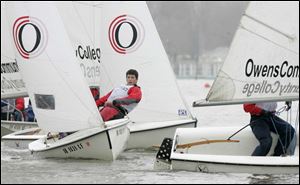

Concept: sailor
[[1, 98, 25, 121], [96, 69, 142, 122], [243, 102, 296, 156], [90, 87, 100, 101], [23, 100, 36, 122]]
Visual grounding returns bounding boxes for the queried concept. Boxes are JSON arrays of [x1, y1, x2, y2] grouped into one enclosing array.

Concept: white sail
[[5, 2, 103, 132], [194, 1, 299, 106], [96, 2, 193, 122], [54, 2, 102, 87], [1, 2, 27, 99]]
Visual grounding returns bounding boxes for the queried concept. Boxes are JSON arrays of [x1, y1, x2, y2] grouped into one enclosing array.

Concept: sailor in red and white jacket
[[243, 102, 277, 116], [96, 69, 142, 122]]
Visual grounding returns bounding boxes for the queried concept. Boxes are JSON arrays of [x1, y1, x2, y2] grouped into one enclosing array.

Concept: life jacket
[[107, 85, 142, 113], [256, 102, 277, 112]]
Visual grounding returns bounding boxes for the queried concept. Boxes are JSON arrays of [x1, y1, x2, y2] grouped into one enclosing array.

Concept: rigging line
[[240, 25, 298, 55], [244, 14, 296, 41], [270, 115, 286, 155], [295, 104, 299, 134]]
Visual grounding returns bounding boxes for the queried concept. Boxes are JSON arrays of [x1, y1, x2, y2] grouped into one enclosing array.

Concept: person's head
[[126, 69, 138, 85]]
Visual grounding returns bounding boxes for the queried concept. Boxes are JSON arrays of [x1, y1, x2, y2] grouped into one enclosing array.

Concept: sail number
[[116, 127, 126, 136], [62, 143, 84, 154], [178, 109, 187, 116]]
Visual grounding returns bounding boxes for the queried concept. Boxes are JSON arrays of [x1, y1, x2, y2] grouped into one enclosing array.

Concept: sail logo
[[109, 15, 145, 54], [75, 45, 101, 63], [13, 16, 48, 59]]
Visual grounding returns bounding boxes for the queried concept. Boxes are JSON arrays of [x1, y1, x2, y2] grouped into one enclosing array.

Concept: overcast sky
[[147, 1, 249, 57]]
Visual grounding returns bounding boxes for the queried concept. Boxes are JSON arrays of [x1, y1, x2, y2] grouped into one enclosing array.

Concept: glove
[[112, 100, 120, 106], [285, 101, 292, 111]]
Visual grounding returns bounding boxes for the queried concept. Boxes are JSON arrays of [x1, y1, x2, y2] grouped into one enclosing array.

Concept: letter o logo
[[109, 15, 145, 54], [13, 16, 48, 59]]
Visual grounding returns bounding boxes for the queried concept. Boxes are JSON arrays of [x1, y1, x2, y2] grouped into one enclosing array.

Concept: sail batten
[[243, 14, 295, 41]]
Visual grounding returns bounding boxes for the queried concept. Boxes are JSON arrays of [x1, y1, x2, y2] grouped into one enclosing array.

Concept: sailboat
[[97, 1, 197, 149], [4, 1, 130, 160], [155, 1, 299, 174], [2, 1, 197, 150], [1, 2, 38, 138]]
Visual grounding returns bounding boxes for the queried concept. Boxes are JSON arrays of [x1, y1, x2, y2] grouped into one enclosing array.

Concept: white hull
[[28, 118, 130, 160], [2, 119, 197, 150], [2, 127, 45, 148], [1, 120, 38, 137], [156, 127, 299, 174], [171, 154, 299, 174], [127, 119, 197, 149]]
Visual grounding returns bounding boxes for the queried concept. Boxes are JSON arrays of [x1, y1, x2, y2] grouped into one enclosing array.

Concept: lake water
[[1, 79, 299, 184]]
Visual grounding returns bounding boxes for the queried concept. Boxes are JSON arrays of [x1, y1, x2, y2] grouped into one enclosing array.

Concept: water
[[1, 79, 299, 184], [1, 144, 298, 184]]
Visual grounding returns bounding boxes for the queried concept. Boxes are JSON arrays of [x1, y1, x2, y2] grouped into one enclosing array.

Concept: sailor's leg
[[100, 106, 121, 122], [250, 116, 273, 156], [269, 115, 296, 156]]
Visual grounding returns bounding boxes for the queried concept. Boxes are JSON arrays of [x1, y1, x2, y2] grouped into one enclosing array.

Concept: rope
[[227, 106, 288, 141], [269, 115, 287, 155]]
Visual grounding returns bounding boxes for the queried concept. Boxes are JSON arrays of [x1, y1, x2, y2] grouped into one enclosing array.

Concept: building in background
[[172, 47, 228, 79]]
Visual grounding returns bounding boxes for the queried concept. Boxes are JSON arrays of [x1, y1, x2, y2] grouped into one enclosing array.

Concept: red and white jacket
[[96, 84, 142, 113], [244, 102, 277, 116]]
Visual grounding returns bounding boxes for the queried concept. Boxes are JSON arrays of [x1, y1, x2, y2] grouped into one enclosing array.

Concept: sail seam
[[240, 25, 298, 55], [244, 14, 295, 41]]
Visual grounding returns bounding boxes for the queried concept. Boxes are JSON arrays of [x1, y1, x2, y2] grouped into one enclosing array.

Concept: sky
[[147, 1, 249, 57]]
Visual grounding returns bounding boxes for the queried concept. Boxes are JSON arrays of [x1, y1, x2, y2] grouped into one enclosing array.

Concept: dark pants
[[250, 114, 295, 156]]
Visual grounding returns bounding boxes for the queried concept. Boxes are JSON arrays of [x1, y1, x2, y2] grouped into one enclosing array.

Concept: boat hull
[[2, 127, 44, 148], [171, 155, 299, 174], [165, 127, 299, 174], [127, 119, 197, 149], [1, 120, 38, 137], [28, 119, 130, 160]]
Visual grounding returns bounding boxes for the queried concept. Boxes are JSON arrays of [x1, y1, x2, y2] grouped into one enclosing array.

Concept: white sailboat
[[2, 1, 197, 150], [155, 1, 299, 174], [1, 2, 38, 138], [96, 1, 197, 149], [4, 1, 130, 160]]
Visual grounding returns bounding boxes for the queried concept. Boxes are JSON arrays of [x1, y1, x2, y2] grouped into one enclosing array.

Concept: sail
[[96, 2, 193, 122], [5, 2, 103, 132], [194, 1, 299, 107], [1, 2, 27, 99], [54, 2, 102, 88]]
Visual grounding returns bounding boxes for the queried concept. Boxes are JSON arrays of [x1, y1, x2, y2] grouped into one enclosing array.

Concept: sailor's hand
[[285, 101, 292, 111], [104, 102, 113, 107]]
